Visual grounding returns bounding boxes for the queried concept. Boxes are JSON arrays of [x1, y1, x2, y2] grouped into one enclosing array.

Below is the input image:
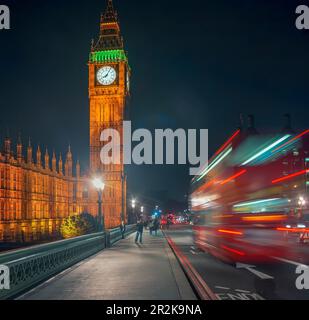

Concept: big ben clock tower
[[89, 0, 130, 228]]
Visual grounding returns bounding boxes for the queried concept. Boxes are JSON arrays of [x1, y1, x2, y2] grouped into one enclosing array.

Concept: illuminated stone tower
[[89, 0, 130, 228]]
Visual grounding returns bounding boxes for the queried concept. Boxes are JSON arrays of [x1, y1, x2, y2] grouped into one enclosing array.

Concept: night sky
[[0, 0, 308, 208]]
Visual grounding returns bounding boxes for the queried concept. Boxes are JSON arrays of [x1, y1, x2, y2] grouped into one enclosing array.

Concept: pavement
[[18, 231, 196, 300]]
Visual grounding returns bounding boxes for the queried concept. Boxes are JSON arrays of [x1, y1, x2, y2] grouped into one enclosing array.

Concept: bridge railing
[[108, 224, 136, 246], [0, 225, 136, 300]]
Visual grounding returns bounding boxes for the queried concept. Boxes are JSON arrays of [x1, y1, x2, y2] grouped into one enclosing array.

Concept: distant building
[[0, 0, 129, 243], [0, 140, 88, 242]]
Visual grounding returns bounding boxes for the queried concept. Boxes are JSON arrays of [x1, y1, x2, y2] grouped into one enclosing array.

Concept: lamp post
[[131, 199, 136, 223], [121, 173, 125, 223], [93, 178, 105, 232], [298, 196, 306, 219], [140, 206, 145, 223]]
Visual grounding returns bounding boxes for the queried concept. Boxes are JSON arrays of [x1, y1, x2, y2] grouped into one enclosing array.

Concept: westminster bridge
[[1, 225, 308, 300], [0, 226, 198, 300]]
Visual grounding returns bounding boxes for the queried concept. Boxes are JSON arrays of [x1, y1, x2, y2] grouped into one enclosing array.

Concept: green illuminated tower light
[[90, 49, 127, 63]]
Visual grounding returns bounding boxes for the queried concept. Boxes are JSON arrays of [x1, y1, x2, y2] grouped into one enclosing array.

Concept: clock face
[[97, 66, 117, 86]]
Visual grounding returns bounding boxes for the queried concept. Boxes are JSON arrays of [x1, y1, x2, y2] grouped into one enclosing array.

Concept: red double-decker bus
[[190, 126, 309, 263]]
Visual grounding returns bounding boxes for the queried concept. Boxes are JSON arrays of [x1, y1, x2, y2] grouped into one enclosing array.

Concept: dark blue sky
[[0, 0, 308, 206]]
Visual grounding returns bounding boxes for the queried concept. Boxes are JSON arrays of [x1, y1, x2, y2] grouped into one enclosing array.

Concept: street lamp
[[297, 196, 306, 219], [93, 178, 105, 231], [298, 196, 306, 207], [131, 199, 136, 223], [141, 206, 144, 214]]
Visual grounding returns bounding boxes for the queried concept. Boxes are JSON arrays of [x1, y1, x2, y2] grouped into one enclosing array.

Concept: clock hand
[[106, 68, 112, 77], [103, 69, 111, 78]]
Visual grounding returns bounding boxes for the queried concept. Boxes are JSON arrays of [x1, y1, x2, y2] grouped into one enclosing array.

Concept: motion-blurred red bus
[[190, 124, 309, 263]]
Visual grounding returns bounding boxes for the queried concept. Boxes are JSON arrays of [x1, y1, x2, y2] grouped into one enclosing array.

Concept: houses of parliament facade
[[0, 0, 129, 243]]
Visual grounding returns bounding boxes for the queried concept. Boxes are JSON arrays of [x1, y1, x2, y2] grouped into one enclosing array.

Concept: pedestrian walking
[[166, 216, 172, 230], [154, 217, 160, 236], [149, 219, 154, 235], [135, 218, 144, 244], [120, 220, 126, 239]]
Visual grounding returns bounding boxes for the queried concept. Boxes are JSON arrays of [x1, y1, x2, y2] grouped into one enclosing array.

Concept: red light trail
[[220, 169, 247, 185], [272, 169, 309, 184], [218, 229, 243, 236], [273, 129, 309, 152], [214, 129, 240, 157], [277, 227, 309, 233], [221, 245, 245, 256]]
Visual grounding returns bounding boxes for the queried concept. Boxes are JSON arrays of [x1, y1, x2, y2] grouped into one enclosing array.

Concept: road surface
[[164, 225, 309, 300]]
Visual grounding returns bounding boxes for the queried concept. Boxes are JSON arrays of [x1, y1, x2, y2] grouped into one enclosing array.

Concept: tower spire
[[102, 0, 118, 23], [52, 150, 57, 172], [36, 145, 42, 167], [45, 148, 50, 170], [17, 134, 23, 163], [76, 159, 81, 178], [59, 153, 63, 175], [92, 0, 123, 51], [65, 145, 73, 177], [27, 138, 33, 164]]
